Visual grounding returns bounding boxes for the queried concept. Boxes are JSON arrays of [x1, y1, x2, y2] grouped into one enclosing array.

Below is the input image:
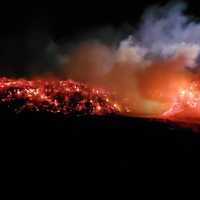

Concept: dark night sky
[[0, 0, 199, 38], [0, 0, 199, 76]]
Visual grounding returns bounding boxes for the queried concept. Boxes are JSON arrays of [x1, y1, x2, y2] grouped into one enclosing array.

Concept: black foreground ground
[[1, 112, 200, 172]]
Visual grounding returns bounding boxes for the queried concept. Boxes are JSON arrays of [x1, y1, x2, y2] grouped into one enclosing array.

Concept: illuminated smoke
[[60, 1, 200, 119]]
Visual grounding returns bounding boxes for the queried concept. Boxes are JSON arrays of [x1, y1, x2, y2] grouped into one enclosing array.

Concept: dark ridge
[[1, 112, 200, 173]]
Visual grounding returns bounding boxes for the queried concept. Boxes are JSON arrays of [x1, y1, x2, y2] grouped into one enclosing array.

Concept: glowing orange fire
[[0, 77, 120, 116], [162, 79, 200, 122]]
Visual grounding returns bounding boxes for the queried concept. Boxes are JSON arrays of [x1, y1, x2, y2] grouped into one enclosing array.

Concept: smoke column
[[59, 1, 200, 119]]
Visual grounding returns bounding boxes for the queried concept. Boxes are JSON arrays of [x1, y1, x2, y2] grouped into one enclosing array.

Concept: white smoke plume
[[117, 1, 200, 69], [64, 1, 200, 80]]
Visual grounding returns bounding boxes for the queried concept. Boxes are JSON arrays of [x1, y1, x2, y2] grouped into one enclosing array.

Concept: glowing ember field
[[1, 76, 200, 127], [0, 77, 120, 116]]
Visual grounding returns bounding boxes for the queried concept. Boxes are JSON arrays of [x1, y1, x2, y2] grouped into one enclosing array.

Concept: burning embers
[[0, 77, 120, 116], [162, 79, 200, 121]]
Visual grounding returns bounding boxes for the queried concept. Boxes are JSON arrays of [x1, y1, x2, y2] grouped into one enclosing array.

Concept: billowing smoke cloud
[[63, 1, 200, 75], [61, 1, 200, 116], [135, 1, 200, 68], [111, 1, 200, 70]]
